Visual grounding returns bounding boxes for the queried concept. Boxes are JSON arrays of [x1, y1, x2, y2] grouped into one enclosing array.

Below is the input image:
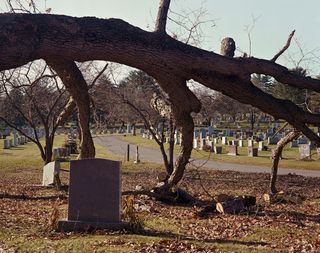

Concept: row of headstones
[[3, 135, 28, 149], [52, 147, 71, 160], [142, 131, 183, 145], [193, 136, 318, 159]]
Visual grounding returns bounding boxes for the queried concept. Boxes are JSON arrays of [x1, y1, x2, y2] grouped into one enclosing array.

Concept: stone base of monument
[[57, 219, 130, 232]]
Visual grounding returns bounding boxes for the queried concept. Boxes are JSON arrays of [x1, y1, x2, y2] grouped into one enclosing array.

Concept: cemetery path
[[94, 135, 320, 178]]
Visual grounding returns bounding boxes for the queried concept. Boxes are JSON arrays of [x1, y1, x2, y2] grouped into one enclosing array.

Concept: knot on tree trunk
[[220, 37, 236, 57]]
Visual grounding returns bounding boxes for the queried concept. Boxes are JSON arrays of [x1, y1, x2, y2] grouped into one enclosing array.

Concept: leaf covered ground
[[0, 165, 320, 252]]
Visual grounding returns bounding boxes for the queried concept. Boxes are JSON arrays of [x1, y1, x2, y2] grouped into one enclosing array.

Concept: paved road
[[94, 135, 320, 177]]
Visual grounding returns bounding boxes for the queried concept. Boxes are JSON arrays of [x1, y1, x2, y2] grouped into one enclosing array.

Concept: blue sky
[[2, 0, 320, 73]]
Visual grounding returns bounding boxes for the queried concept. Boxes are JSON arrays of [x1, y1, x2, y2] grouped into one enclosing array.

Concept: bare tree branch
[[271, 30, 296, 62], [155, 0, 171, 33]]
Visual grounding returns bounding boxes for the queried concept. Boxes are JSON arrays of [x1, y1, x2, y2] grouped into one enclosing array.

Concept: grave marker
[[248, 147, 258, 157], [214, 146, 223, 154], [258, 141, 264, 151], [58, 159, 127, 231], [3, 139, 10, 149], [42, 161, 60, 186], [299, 144, 311, 160], [228, 145, 238, 156]]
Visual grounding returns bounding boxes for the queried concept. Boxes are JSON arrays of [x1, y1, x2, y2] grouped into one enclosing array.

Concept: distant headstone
[[228, 145, 238, 156], [290, 140, 298, 148], [214, 146, 223, 154], [53, 148, 60, 160], [238, 140, 244, 147], [297, 138, 308, 145], [222, 136, 228, 145], [42, 161, 60, 186], [58, 159, 127, 231], [193, 138, 198, 149], [199, 138, 205, 150], [268, 137, 278, 145], [3, 139, 10, 149], [258, 141, 264, 151], [126, 124, 132, 134], [299, 144, 311, 160], [248, 147, 258, 157], [232, 140, 238, 146], [248, 139, 253, 147], [207, 140, 214, 151], [13, 130, 17, 147], [208, 126, 214, 136], [201, 128, 206, 138], [213, 138, 219, 145]]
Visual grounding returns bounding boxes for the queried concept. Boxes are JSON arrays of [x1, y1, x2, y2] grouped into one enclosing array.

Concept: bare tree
[[0, 61, 68, 164]]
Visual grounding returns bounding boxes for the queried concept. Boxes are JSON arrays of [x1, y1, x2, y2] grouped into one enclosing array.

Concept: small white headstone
[[42, 161, 60, 186], [258, 141, 264, 151], [222, 136, 228, 145], [193, 138, 198, 149]]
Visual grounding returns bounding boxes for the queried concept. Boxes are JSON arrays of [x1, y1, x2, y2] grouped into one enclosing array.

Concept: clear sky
[[2, 0, 320, 74]]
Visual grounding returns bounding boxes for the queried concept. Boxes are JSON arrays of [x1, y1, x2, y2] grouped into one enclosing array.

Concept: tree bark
[[46, 59, 95, 159], [156, 77, 201, 191], [270, 129, 300, 194]]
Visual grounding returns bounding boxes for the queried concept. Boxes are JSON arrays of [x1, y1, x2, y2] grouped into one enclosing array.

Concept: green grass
[[0, 134, 161, 174], [122, 135, 320, 170]]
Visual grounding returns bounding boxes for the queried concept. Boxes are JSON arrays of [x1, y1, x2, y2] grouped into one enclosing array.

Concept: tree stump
[[216, 195, 256, 214], [263, 192, 305, 204]]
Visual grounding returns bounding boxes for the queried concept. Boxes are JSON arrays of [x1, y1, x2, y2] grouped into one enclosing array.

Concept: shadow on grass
[[125, 228, 269, 247], [0, 192, 67, 200], [261, 209, 320, 224]]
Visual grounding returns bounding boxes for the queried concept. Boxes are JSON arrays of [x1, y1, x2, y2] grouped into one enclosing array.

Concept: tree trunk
[[167, 112, 194, 189], [46, 59, 95, 159], [155, 77, 201, 192], [44, 138, 53, 164], [270, 129, 300, 194], [168, 119, 175, 174]]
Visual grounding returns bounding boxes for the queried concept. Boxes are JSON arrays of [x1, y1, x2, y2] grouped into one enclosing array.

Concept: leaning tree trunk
[[166, 112, 195, 189], [46, 59, 95, 159], [155, 77, 201, 192], [270, 129, 300, 194]]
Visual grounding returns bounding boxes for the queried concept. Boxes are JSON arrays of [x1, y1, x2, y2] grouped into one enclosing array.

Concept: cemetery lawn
[[122, 135, 320, 171], [0, 135, 320, 252]]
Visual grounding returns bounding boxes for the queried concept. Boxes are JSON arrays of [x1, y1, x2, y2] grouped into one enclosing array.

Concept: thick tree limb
[[46, 58, 95, 159], [0, 14, 320, 145]]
